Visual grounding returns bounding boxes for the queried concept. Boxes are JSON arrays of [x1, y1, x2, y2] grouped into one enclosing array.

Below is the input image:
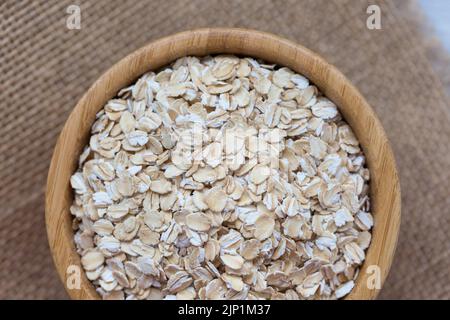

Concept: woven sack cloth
[[0, 0, 449, 299]]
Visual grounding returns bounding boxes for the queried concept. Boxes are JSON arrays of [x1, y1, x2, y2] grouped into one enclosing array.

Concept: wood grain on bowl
[[46, 28, 401, 300]]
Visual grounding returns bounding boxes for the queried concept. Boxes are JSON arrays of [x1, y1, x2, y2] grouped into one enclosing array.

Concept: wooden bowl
[[46, 28, 401, 300]]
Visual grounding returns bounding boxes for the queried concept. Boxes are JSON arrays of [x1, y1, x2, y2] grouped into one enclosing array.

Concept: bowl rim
[[46, 27, 401, 300]]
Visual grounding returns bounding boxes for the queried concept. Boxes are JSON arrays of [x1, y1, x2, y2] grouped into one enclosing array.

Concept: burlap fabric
[[0, 0, 449, 299]]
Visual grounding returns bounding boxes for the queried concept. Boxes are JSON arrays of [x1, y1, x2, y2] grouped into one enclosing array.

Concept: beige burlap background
[[0, 0, 449, 299]]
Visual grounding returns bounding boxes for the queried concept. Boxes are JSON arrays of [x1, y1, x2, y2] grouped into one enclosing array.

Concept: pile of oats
[[70, 55, 372, 300]]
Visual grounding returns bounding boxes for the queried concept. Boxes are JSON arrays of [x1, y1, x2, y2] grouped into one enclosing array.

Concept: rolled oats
[[71, 55, 372, 300]]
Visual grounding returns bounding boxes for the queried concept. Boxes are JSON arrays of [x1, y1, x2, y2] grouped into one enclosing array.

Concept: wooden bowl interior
[[46, 28, 401, 300]]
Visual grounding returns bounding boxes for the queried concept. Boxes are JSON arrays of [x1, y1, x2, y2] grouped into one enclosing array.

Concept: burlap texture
[[0, 0, 449, 299]]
